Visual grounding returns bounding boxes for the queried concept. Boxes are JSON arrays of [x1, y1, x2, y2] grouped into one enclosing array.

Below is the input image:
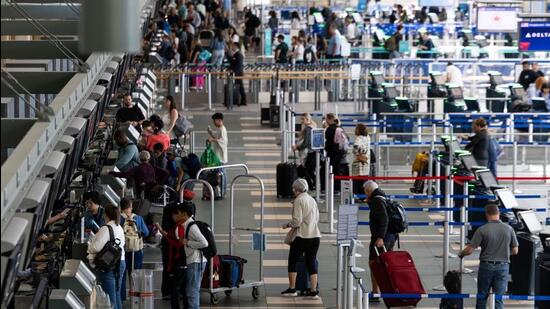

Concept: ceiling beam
[[1, 40, 87, 59], [1, 72, 75, 95], [0, 4, 80, 20], [1, 20, 79, 36]]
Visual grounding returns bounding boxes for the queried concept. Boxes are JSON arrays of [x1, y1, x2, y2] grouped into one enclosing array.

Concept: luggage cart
[[184, 172, 265, 305]]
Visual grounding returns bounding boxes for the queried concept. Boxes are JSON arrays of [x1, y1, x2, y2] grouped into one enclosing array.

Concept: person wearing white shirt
[[170, 203, 208, 309], [281, 179, 321, 299], [345, 17, 356, 41], [290, 36, 305, 64], [87, 205, 126, 309], [446, 62, 464, 88], [208, 112, 228, 163]]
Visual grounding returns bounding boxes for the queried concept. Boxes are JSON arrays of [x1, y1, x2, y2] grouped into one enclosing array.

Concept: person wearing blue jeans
[[96, 261, 126, 309], [119, 198, 149, 302], [458, 204, 519, 309], [185, 261, 207, 308]]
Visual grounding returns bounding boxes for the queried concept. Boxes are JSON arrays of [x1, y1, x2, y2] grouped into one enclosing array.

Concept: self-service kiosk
[[486, 71, 508, 112]]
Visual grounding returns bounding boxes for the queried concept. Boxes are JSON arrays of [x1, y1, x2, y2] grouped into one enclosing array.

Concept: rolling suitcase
[[201, 255, 221, 288], [370, 248, 425, 308], [295, 257, 319, 295], [276, 161, 298, 198], [200, 169, 226, 200], [219, 255, 247, 287]]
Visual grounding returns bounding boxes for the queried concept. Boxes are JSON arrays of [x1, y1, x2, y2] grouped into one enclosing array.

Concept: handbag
[[284, 227, 299, 245], [173, 112, 194, 138]]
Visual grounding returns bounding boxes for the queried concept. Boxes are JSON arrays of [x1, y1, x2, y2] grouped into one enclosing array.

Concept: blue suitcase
[[219, 255, 246, 287], [295, 257, 319, 295]]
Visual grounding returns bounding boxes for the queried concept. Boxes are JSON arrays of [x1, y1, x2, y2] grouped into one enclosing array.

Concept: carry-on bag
[[218, 255, 247, 287], [369, 247, 425, 308], [295, 256, 319, 295], [200, 169, 226, 200], [201, 255, 221, 288], [276, 161, 299, 198]]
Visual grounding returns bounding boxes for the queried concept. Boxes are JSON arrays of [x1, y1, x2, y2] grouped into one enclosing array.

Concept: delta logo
[[519, 42, 530, 51], [524, 31, 550, 38]]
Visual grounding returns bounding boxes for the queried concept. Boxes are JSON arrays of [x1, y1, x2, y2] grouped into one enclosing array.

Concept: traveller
[[109, 151, 167, 196], [113, 130, 139, 172], [458, 204, 519, 309], [290, 11, 301, 30], [438, 8, 448, 22], [167, 6, 181, 27], [281, 179, 321, 299], [518, 61, 537, 90], [327, 24, 343, 59], [244, 11, 261, 50], [159, 202, 207, 309], [344, 17, 356, 41], [351, 124, 371, 195], [210, 29, 226, 66], [540, 82, 550, 112], [187, 4, 202, 30], [228, 26, 240, 45], [292, 113, 317, 190], [115, 93, 145, 127], [87, 205, 126, 309], [275, 34, 289, 63], [165, 148, 180, 188], [463, 118, 490, 167], [304, 36, 318, 64], [228, 42, 247, 106], [290, 36, 305, 64], [146, 115, 171, 152], [150, 143, 168, 170], [417, 32, 435, 58], [208, 113, 228, 164], [446, 62, 464, 87], [119, 198, 149, 302], [83, 191, 105, 233], [532, 62, 545, 78], [385, 24, 403, 59], [363, 181, 396, 303], [324, 113, 347, 191], [161, 96, 179, 143], [528, 76, 547, 102], [268, 10, 279, 36]]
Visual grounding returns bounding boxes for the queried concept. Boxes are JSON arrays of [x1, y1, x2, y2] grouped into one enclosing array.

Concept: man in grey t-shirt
[[458, 204, 519, 309]]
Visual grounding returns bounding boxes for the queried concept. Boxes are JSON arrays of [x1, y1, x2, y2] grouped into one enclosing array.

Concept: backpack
[[384, 35, 397, 52], [186, 220, 217, 259], [304, 46, 315, 64], [182, 153, 201, 179], [198, 49, 212, 63], [488, 137, 503, 162], [377, 196, 408, 234], [94, 225, 123, 272], [173, 112, 194, 138], [123, 214, 143, 252], [334, 127, 351, 153]]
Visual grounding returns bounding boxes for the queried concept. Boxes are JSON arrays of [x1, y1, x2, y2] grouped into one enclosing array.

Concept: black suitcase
[[261, 107, 270, 124], [224, 83, 240, 108], [200, 169, 227, 200], [535, 252, 550, 309], [276, 162, 298, 198], [510, 232, 539, 295]]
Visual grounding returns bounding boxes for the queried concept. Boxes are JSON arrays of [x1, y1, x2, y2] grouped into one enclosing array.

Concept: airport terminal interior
[[1, 0, 550, 308]]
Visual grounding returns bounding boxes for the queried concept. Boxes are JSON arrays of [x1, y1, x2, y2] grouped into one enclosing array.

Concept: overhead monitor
[[384, 86, 398, 99], [494, 188, 519, 209], [477, 7, 519, 33], [519, 22, 550, 52], [475, 169, 499, 190], [419, 0, 454, 6], [517, 210, 543, 234]]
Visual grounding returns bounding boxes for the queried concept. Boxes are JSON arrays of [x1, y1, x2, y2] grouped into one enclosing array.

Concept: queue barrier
[[353, 194, 544, 199], [357, 207, 547, 213]]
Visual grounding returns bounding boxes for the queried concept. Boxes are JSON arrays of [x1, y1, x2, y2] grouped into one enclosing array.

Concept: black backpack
[[94, 225, 122, 272], [186, 221, 217, 259], [377, 196, 408, 234]]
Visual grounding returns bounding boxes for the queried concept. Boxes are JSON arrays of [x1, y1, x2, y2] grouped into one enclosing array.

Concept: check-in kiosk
[[486, 71, 508, 112], [369, 72, 398, 114], [444, 84, 468, 113], [427, 72, 447, 115], [383, 84, 413, 112]]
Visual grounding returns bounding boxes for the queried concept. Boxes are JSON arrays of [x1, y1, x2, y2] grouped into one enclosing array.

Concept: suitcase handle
[[374, 245, 387, 257]]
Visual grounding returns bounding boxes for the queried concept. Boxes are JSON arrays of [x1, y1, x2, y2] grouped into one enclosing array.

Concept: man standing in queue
[[228, 42, 247, 106], [458, 204, 518, 309]]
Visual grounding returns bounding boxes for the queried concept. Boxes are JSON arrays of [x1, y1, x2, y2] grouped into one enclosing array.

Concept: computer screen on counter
[[494, 188, 519, 209]]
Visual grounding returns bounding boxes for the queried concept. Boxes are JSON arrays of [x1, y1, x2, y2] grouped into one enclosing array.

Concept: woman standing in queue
[[351, 123, 371, 195], [281, 179, 321, 299], [87, 205, 126, 309]]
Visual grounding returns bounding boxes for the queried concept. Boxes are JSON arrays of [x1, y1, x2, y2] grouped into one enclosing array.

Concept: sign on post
[[340, 180, 354, 205], [311, 128, 325, 150], [337, 204, 359, 244]]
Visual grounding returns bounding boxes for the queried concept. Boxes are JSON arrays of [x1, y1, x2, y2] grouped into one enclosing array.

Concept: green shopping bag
[[200, 142, 222, 167]]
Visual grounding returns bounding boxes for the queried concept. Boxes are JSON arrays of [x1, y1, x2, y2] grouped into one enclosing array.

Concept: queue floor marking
[[249, 178, 276, 184], [250, 191, 277, 196], [240, 123, 260, 127], [252, 202, 292, 208], [245, 161, 279, 165], [266, 296, 324, 305], [263, 260, 288, 267], [240, 116, 261, 120], [245, 153, 280, 157], [242, 136, 277, 141], [249, 169, 277, 174], [243, 143, 279, 149]]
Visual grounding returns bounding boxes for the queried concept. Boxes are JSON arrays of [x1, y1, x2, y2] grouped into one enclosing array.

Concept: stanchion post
[[280, 93, 287, 162], [340, 244, 349, 309], [357, 278, 363, 309], [460, 180, 473, 274], [329, 166, 335, 234], [190, 131, 195, 154], [207, 73, 212, 110], [315, 150, 321, 202], [181, 73, 186, 110], [489, 293, 496, 309], [512, 140, 518, 193], [336, 244, 345, 309], [324, 154, 330, 212]]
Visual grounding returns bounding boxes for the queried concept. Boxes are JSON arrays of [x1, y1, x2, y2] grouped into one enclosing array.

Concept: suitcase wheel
[[225, 290, 232, 296], [252, 286, 260, 299], [210, 293, 219, 305]]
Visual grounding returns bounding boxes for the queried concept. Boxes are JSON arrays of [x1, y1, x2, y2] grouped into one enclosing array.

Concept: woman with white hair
[[281, 179, 321, 299]]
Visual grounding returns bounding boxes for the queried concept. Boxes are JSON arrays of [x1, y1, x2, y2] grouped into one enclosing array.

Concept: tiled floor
[[125, 111, 547, 308]]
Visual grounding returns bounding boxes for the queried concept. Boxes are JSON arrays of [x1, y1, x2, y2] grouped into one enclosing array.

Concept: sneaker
[[306, 290, 319, 299], [370, 295, 381, 303], [281, 288, 298, 297]]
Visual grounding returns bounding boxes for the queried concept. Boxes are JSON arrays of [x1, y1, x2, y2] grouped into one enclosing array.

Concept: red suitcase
[[370, 248, 425, 308]]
